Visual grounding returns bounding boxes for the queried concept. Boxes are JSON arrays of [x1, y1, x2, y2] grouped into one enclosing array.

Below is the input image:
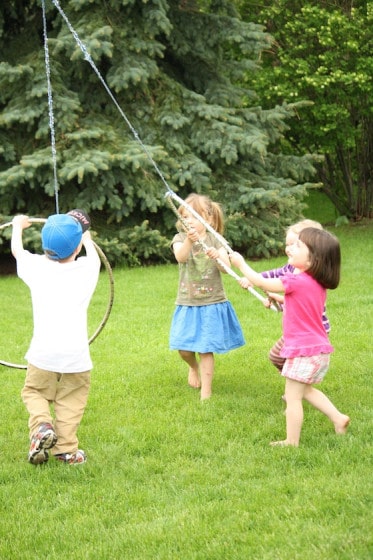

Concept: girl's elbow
[[175, 255, 186, 263]]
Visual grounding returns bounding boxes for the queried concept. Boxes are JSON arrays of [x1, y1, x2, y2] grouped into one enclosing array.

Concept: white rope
[[46, 1, 277, 312], [42, 0, 59, 214], [166, 191, 232, 253], [166, 195, 278, 311], [49, 0, 171, 196]]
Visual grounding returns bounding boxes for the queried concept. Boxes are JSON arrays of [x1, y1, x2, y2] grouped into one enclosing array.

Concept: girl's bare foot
[[270, 440, 299, 447], [200, 391, 211, 401], [334, 415, 350, 435], [188, 367, 201, 389]]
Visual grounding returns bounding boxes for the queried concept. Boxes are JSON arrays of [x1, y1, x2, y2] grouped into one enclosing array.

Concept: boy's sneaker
[[28, 422, 57, 465], [55, 449, 87, 465]]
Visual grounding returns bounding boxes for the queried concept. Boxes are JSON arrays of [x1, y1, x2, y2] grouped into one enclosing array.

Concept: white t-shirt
[[16, 249, 100, 372]]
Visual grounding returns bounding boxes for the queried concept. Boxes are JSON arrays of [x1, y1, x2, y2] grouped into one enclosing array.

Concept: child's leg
[[53, 371, 90, 455], [199, 352, 214, 400], [178, 350, 201, 388], [303, 386, 350, 434], [269, 337, 285, 371], [21, 364, 57, 438], [271, 377, 306, 447], [268, 336, 286, 401]]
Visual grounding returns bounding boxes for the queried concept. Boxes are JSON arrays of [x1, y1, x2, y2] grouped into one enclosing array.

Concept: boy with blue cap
[[11, 211, 100, 465]]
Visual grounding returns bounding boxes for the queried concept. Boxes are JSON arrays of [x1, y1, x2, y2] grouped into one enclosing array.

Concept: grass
[[0, 216, 372, 559], [303, 189, 338, 225]]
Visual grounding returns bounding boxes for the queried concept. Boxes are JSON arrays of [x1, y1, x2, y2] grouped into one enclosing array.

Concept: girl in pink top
[[230, 227, 350, 447]]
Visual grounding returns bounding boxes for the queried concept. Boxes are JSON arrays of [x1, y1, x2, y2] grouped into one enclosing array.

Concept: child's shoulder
[[16, 249, 41, 262], [172, 231, 185, 241]]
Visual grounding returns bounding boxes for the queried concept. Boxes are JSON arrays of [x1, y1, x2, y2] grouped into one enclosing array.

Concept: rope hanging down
[[49, 0, 171, 197], [42, 0, 59, 214], [0, 2, 116, 370], [46, 0, 277, 310]]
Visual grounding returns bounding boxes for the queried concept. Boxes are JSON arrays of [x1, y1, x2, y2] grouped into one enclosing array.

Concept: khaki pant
[[21, 364, 91, 455]]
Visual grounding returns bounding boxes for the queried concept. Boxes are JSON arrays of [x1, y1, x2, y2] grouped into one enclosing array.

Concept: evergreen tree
[[0, 0, 321, 264]]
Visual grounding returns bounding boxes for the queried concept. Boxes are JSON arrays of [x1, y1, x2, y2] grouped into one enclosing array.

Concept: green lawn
[[0, 218, 372, 559], [303, 188, 338, 225]]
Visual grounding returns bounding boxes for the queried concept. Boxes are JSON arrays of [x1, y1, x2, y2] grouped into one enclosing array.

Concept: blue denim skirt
[[169, 301, 245, 354]]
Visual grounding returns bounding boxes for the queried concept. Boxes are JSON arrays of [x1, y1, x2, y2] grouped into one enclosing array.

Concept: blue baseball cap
[[42, 214, 83, 260]]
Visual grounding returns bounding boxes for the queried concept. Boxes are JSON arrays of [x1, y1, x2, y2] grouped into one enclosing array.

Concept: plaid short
[[281, 354, 331, 384]]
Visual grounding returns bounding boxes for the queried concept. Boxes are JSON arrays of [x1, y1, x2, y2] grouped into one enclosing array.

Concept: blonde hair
[[287, 219, 323, 236], [177, 193, 225, 234]]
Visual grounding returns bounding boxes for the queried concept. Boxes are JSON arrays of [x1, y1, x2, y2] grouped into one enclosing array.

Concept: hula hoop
[[166, 192, 279, 312], [0, 218, 114, 370]]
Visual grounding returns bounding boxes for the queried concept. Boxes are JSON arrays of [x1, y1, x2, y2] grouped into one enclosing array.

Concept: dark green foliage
[[93, 219, 172, 267], [239, 0, 373, 220], [0, 0, 321, 264]]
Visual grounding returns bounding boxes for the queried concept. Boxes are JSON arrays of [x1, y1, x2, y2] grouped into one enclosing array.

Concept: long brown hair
[[177, 193, 225, 234], [299, 227, 341, 289]]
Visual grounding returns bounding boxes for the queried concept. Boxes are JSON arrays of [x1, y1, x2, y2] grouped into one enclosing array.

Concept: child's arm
[[173, 228, 200, 263], [82, 230, 100, 264], [173, 239, 192, 263], [264, 292, 284, 311], [266, 292, 284, 304], [204, 245, 231, 272], [260, 265, 290, 310], [230, 251, 284, 294], [261, 264, 290, 279], [11, 215, 31, 258], [238, 275, 283, 309]]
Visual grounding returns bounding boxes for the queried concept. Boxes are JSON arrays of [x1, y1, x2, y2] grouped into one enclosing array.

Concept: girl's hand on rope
[[12, 215, 31, 230], [266, 291, 284, 305], [186, 227, 200, 243], [238, 276, 252, 290], [205, 247, 219, 260], [206, 246, 231, 273], [229, 251, 245, 269], [264, 292, 283, 311]]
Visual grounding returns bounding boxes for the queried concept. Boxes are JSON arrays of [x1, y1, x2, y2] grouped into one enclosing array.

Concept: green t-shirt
[[172, 232, 227, 306]]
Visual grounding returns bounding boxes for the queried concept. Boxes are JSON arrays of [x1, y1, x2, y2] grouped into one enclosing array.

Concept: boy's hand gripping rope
[[165, 193, 278, 312]]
